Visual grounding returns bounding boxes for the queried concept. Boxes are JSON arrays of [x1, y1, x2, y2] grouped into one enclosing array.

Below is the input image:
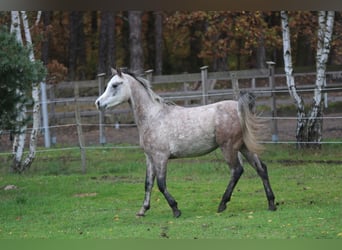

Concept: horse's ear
[[111, 67, 117, 76], [116, 67, 122, 77], [110, 67, 122, 77]]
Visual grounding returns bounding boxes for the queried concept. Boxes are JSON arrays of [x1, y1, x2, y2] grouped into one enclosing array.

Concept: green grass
[[0, 144, 341, 239]]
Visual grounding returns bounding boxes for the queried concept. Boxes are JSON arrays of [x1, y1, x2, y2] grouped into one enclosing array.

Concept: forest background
[[1, 10, 342, 82]]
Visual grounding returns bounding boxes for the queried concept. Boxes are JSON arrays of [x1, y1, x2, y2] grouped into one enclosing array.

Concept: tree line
[[0, 10, 341, 173], [1, 11, 342, 82]]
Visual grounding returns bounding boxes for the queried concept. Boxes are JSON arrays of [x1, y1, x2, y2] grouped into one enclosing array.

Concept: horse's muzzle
[[95, 100, 102, 110]]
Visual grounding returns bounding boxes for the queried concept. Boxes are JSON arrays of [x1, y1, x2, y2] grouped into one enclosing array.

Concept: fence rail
[[43, 66, 342, 124], [45, 69, 342, 106], [1, 66, 342, 152]]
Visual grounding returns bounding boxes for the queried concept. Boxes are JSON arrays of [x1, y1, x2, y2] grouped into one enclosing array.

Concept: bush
[[0, 26, 46, 134]]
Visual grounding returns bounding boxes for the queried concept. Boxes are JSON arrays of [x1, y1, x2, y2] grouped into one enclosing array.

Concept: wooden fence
[[50, 66, 342, 109], [41, 65, 342, 147]]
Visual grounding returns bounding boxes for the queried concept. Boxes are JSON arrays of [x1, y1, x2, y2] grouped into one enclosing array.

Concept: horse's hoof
[[136, 211, 145, 217], [173, 209, 181, 218], [268, 205, 277, 211], [217, 203, 227, 213]]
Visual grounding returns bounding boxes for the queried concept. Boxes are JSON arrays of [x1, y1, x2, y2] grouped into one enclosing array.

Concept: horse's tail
[[237, 92, 266, 155]]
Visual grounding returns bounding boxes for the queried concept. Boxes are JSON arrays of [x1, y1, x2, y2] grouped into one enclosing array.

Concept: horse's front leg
[[136, 155, 155, 217], [156, 171, 181, 218], [153, 154, 181, 218]]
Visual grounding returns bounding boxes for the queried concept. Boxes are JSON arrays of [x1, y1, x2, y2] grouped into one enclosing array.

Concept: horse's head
[[95, 68, 131, 110]]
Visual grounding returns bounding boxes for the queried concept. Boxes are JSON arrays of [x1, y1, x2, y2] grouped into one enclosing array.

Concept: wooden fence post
[[98, 73, 106, 145], [74, 81, 86, 174], [183, 82, 189, 106], [40, 82, 51, 148], [231, 73, 240, 100], [201, 66, 208, 105], [267, 61, 278, 142], [49, 84, 57, 145], [324, 77, 328, 108], [145, 69, 153, 83]]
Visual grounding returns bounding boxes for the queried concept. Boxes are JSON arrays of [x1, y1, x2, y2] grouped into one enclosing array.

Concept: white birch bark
[[11, 11, 42, 171], [307, 11, 335, 141], [280, 11, 306, 145], [10, 11, 22, 44], [35, 11, 42, 26], [21, 11, 41, 169], [11, 11, 28, 171]]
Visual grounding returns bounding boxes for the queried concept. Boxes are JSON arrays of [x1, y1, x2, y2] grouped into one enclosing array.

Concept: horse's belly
[[169, 133, 218, 158], [170, 145, 218, 158]]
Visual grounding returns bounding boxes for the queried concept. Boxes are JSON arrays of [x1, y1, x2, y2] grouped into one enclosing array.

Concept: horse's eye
[[112, 82, 123, 89]]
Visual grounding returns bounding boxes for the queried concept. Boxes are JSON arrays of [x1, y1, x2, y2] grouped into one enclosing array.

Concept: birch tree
[[11, 11, 46, 172], [281, 11, 335, 148], [307, 11, 335, 146], [11, 11, 27, 171]]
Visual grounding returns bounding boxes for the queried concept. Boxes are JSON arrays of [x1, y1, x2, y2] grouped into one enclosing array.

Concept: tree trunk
[[11, 11, 27, 172], [11, 11, 42, 172], [154, 11, 163, 75], [128, 11, 144, 74], [280, 11, 306, 148], [77, 12, 86, 80], [98, 11, 108, 74], [256, 37, 266, 69], [106, 11, 115, 76], [41, 11, 51, 65], [189, 21, 204, 72], [21, 11, 41, 170], [68, 11, 86, 80], [307, 11, 335, 148], [10, 11, 22, 43], [281, 11, 335, 149], [68, 11, 78, 80], [98, 11, 116, 76]]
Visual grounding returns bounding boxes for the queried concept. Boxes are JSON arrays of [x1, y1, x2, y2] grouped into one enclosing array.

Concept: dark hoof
[[217, 203, 227, 213], [173, 209, 181, 218], [268, 204, 277, 211], [136, 212, 145, 217]]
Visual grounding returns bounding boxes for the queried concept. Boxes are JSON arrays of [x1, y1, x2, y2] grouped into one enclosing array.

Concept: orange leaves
[[165, 11, 283, 65], [46, 60, 68, 85]]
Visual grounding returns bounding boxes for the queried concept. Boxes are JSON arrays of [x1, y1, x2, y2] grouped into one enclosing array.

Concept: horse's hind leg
[[241, 148, 277, 211], [218, 146, 244, 213]]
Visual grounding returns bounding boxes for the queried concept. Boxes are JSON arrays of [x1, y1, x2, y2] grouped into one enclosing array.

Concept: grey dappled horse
[[95, 68, 276, 217]]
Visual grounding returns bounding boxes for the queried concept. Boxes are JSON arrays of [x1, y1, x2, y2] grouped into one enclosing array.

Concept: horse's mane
[[125, 72, 174, 106]]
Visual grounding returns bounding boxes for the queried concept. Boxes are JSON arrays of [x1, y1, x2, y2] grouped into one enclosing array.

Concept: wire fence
[[1, 69, 342, 160], [0, 108, 341, 157]]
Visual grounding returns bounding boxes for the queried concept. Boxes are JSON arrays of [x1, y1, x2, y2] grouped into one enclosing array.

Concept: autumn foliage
[[1, 11, 342, 79]]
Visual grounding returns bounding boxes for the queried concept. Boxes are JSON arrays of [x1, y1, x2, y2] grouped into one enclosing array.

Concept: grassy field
[[0, 143, 341, 239]]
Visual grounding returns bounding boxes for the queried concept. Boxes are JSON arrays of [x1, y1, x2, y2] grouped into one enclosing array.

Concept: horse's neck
[[129, 82, 163, 128]]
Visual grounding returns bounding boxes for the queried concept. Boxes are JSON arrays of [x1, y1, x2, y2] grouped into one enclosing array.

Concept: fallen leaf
[[74, 192, 97, 197], [3, 185, 18, 190]]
